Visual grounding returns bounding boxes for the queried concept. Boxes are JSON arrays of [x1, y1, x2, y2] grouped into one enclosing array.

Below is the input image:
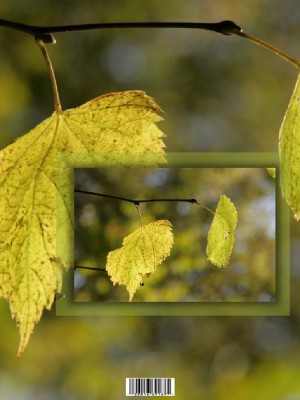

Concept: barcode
[[126, 378, 175, 396]]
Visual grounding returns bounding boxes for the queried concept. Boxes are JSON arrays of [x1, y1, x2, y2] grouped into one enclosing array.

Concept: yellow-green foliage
[[0, 90, 165, 356], [266, 168, 276, 178], [106, 220, 173, 301], [279, 73, 300, 220], [206, 195, 238, 268]]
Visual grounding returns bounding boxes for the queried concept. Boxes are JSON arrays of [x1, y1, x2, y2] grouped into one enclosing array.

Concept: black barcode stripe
[[127, 378, 174, 395]]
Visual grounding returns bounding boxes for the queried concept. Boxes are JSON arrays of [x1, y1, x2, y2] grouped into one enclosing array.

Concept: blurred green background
[[0, 0, 299, 398]]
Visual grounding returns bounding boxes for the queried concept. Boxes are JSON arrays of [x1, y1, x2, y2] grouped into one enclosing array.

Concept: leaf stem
[[195, 202, 215, 217], [75, 265, 106, 272], [135, 204, 144, 227], [35, 39, 62, 113], [236, 31, 300, 69]]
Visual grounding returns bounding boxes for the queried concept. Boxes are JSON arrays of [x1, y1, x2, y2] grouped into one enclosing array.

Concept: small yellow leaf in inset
[[279, 73, 300, 220], [105, 220, 173, 301], [206, 195, 238, 268], [266, 168, 276, 179], [0, 90, 166, 356]]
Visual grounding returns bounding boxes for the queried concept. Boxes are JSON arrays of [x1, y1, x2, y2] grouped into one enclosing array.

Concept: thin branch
[[75, 188, 198, 206], [0, 19, 242, 38], [75, 264, 144, 285], [75, 189, 141, 205], [35, 39, 62, 112], [75, 265, 106, 272], [135, 198, 199, 204], [1, 18, 299, 68]]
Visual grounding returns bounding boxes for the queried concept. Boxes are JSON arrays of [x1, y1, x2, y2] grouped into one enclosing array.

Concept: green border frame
[[56, 152, 290, 316]]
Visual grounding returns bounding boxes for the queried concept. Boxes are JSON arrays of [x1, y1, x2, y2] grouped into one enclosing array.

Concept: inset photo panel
[[73, 166, 276, 303]]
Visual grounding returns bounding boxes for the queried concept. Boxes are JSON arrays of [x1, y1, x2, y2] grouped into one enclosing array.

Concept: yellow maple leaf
[[105, 220, 173, 301], [0, 90, 165, 357]]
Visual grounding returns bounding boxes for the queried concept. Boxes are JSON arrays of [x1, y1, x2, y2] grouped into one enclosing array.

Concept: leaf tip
[[267, 167, 276, 179]]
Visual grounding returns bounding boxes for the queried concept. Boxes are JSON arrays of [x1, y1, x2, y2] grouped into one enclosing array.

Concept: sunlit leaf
[[279, 73, 300, 220], [105, 220, 173, 301], [206, 195, 238, 267], [266, 168, 276, 178], [0, 90, 165, 356]]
